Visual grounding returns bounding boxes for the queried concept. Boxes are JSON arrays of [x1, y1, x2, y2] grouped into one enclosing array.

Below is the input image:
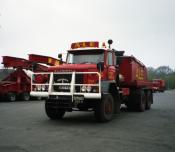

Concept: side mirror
[[97, 62, 104, 71], [116, 57, 122, 65]]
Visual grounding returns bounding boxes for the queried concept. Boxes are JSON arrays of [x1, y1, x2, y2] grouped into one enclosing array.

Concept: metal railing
[[30, 72, 101, 99]]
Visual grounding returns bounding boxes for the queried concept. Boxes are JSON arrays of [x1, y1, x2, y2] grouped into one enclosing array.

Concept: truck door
[[107, 51, 116, 81]]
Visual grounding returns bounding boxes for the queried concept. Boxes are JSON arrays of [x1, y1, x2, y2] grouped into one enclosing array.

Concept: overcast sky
[[0, 0, 175, 69]]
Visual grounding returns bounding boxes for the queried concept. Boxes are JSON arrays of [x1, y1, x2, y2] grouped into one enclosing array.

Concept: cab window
[[107, 52, 113, 65]]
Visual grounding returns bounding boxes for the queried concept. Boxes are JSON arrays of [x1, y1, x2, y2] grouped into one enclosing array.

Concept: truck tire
[[127, 89, 146, 112], [21, 92, 30, 101], [94, 94, 114, 122], [45, 99, 65, 120], [126, 93, 135, 111], [146, 91, 152, 110], [7, 92, 16, 102], [137, 90, 146, 112]]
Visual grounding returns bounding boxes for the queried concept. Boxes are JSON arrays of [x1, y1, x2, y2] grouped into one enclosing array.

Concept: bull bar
[[30, 72, 101, 101]]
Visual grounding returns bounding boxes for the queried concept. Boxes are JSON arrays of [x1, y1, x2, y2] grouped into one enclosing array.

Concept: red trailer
[[117, 55, 153, 111], [0, 55, 61, 101], [152, 79, 165, 92], [29, 54, 63, 66], [31, 40, 155, 122]]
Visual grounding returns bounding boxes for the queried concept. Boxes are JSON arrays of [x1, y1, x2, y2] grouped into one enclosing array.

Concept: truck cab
[[31, 41, 121, 122], [49, 41, 117, 81]]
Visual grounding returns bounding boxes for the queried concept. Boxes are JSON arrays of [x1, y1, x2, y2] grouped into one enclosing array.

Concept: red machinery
[[31, 40, 155, 122], [29, 54, 63, 66], [0, 55, 61, 101], [152, 79, 165, 92]]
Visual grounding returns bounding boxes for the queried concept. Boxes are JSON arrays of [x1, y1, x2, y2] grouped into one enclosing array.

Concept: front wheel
[[45, 99, 65, 120], [94, 94, 114, 122]]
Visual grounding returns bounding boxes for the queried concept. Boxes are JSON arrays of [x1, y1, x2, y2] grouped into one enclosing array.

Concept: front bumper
[[30, 71, 101, 100]]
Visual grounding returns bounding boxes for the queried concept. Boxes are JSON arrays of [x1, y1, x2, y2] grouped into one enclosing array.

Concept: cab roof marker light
[[71, 41, 99, 49]]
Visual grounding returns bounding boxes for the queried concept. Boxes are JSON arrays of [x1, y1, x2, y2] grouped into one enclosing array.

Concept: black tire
[[126, 93, 135, 111], [94, 94, 114, 122], [7, 92, 16, 102], [137, 90, 146, 112], [127, 89, 146, 112], [146, 91, 152, 110], [21, 92, 30, 101], [45, 100, 65, 120]]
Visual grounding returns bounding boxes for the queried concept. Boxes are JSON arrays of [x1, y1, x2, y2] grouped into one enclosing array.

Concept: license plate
[[73, 95, 84, 102]]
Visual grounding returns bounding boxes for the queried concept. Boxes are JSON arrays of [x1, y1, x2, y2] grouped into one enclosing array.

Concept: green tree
[[147, 66, 175, 90]]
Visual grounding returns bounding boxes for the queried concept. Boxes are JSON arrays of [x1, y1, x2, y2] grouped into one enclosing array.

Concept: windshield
[[67, 50, 104, 64]]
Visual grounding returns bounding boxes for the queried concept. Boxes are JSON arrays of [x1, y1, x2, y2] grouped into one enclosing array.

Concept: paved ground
[[0, 90, 175, 152]]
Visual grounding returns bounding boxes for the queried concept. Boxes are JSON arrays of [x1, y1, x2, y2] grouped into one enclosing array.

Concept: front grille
[[51, 72, 99, 93], [53, 74, 72, 83], [53, 74, 72, 92], [75, 74, 83, 84], [75, 74, 83, 92]]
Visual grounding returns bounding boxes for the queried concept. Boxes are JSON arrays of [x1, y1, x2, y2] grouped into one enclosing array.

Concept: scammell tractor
[[31, 40, 154, 122]]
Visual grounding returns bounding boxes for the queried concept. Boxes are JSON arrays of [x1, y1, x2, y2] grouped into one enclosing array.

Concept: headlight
[[37, 85, 41, 91], [41, 85, 46, 91], [86, 86, 92, 92], [81, 85, 86, 92], [92, 87, 99, 93], [81, 85, 92, 92]]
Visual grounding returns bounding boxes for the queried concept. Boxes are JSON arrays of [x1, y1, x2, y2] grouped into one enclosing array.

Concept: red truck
[[31, 40, 154, 122], [0, 55, 61, 101], [152, 79, 165, 92]]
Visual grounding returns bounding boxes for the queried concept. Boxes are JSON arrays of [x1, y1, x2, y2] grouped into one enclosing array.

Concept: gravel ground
[[0, 90, 175, 152]]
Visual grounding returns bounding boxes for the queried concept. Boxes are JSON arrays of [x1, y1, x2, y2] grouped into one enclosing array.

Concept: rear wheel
[[146, 91, 152, 110], [45, 99, 65, 120], [7, 92, 16, 102], [127, 89, 146, 112], [126, 91, 136, 111], [94, 94, 114, 122], [137, 90, 146, 112]]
